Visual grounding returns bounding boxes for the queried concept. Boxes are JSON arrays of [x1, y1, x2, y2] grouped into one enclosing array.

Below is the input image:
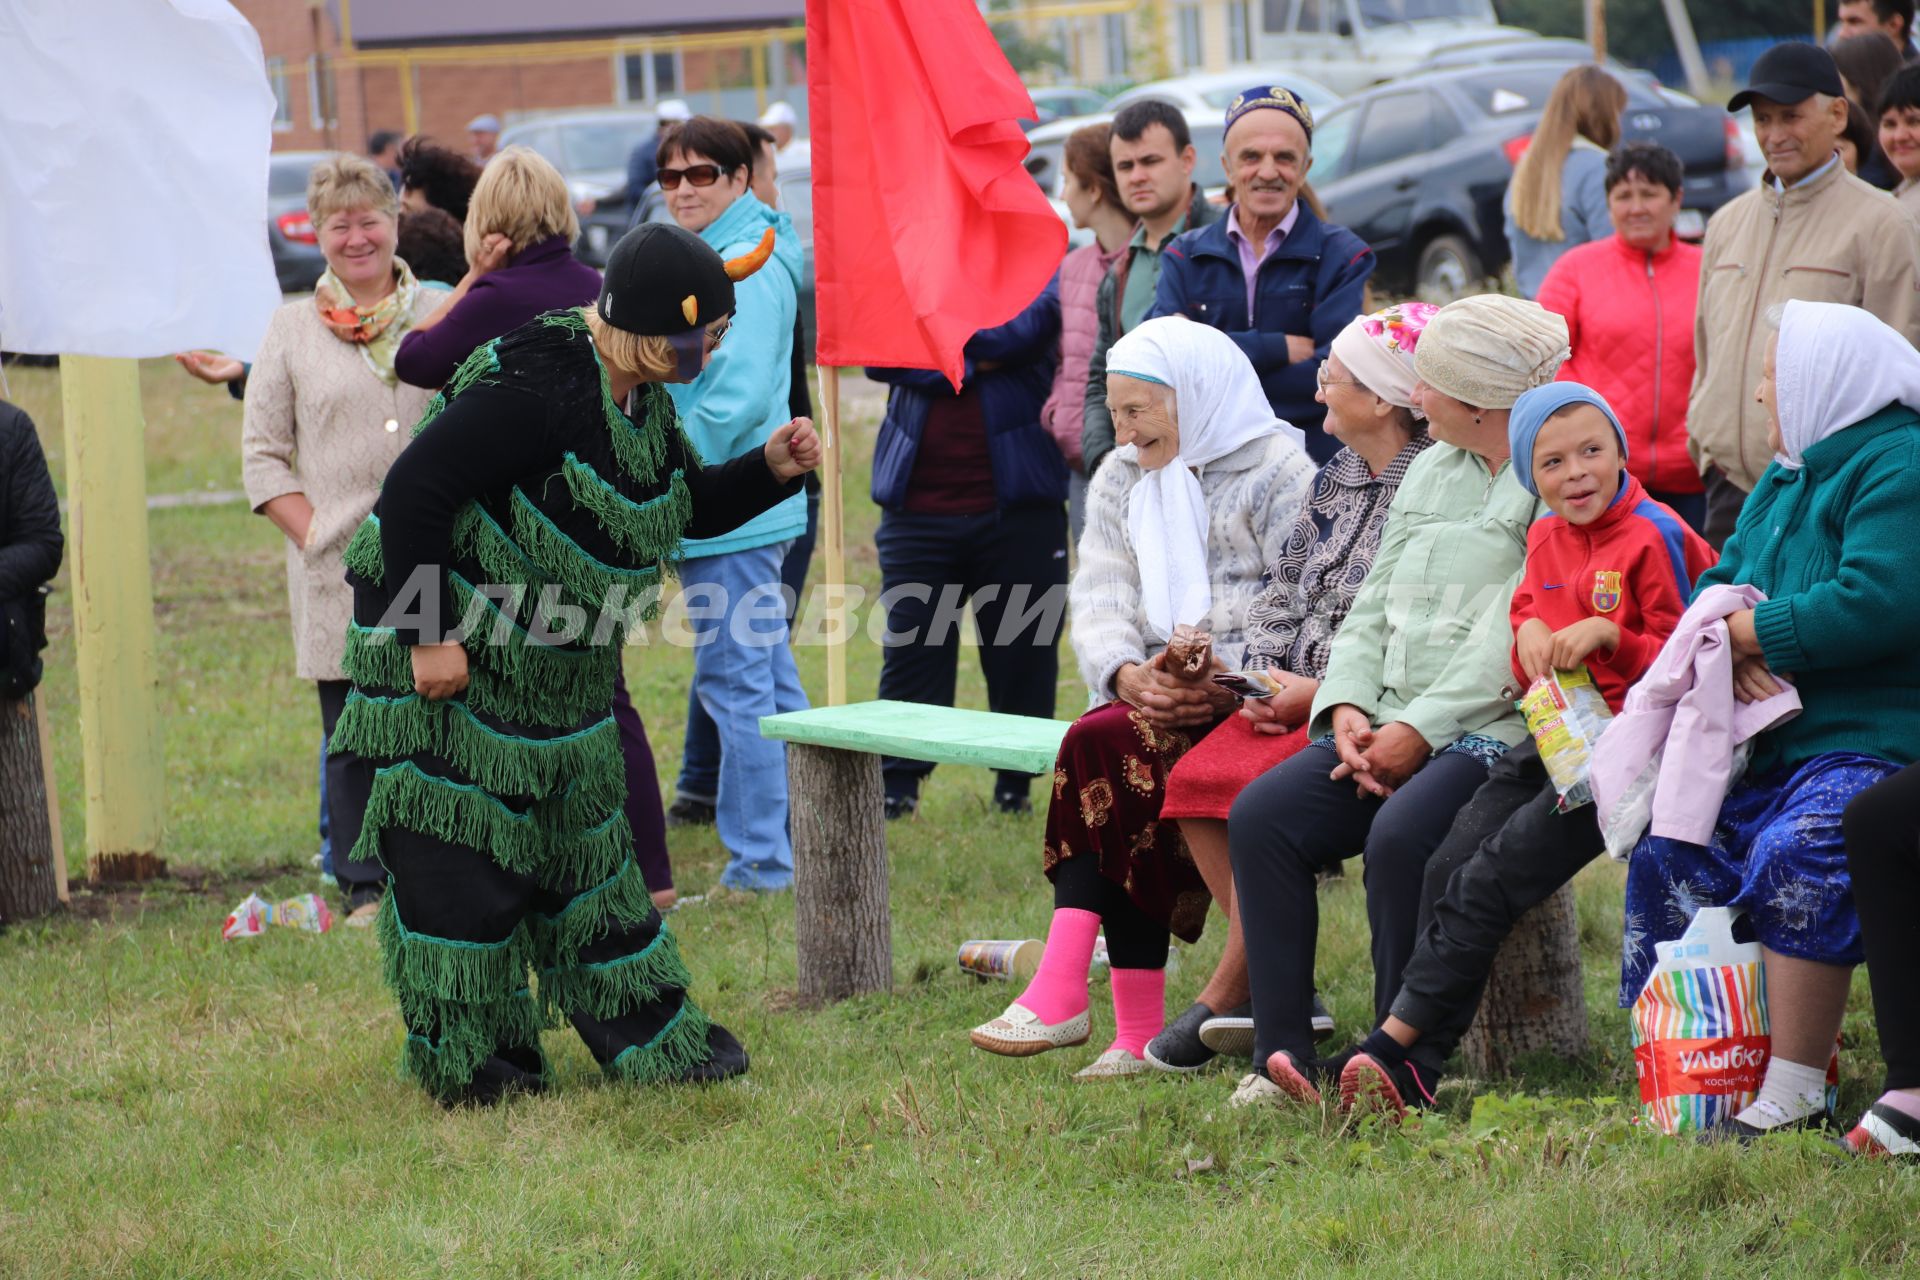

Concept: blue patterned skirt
[[1618, 751, 1899, 1006]]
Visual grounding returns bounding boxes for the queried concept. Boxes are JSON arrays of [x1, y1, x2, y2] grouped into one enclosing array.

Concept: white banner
[[0, 0, 280, 360]]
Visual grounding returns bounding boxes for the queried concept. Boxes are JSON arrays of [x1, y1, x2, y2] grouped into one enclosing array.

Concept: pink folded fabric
[[1589, 583, 1802, 848]]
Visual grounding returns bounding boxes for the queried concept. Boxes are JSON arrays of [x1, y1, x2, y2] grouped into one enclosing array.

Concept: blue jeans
[[317, 732, 333, 877], [678, 540, 806, 889], [678, 490, 818, 802]]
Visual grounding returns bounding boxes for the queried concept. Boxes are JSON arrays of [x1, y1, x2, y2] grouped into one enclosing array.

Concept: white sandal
[[969, 1002, 1091, 1057], [1073, 1048, 1149, 1081]]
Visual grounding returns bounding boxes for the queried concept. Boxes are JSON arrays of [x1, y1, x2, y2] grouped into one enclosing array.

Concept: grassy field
[[1, 359, 1915, 1279]]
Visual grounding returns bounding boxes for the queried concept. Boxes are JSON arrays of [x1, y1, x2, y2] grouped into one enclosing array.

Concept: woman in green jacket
[[1224, 295, 1569, 1107], [1623, 300, 1920, 1140]]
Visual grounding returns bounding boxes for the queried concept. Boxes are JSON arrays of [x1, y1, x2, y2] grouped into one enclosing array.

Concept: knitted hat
[[596, 222, 775, 336], [1508, 382, 1629, 497], [1412, 295, 1570, 409]]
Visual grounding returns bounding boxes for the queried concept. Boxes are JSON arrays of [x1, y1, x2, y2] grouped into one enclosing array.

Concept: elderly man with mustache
[[1148, 85, 1375, 467]]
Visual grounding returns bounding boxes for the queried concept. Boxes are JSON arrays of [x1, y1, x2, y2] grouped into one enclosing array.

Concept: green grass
[[2, 360, 1917, 1278]]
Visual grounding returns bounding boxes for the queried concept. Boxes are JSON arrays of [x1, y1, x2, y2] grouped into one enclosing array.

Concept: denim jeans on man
[[678, 539, 806, 889], [678, 486, 818, 805]]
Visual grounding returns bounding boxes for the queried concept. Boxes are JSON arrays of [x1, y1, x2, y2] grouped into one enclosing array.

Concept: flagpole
[[819, 363, 848, 706]]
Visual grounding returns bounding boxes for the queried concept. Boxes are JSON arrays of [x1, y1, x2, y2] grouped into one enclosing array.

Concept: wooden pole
[[1586, 0, 1607, 63], [819, 365, 848, 707], [57, 356, 166, 883], [1814, 0, 1826, 45], [32, 693, 67, 903], [1659, 0, 1713, 100]]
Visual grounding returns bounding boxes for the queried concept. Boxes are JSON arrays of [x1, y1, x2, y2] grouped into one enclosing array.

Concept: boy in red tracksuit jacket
[[1508, 389, 1717, 713], [1315, 382, 1717, 1120]]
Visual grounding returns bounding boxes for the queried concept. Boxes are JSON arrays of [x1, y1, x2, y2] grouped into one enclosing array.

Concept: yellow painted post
[[820, 366, 848, 707], [752, 40, 769, 115], [57, 357, 166, 881], [400, 57, 419, 137]]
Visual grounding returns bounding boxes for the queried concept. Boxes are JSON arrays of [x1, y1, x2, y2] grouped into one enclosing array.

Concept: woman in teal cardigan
[[1623, 300, 1920, 1140]]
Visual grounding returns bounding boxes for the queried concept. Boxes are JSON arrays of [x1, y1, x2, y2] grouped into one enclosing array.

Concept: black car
[[1309, 62, 1750, 299]]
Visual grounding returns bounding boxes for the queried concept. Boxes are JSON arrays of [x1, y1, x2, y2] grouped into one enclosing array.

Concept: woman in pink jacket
[[1536, 141, 1705, 532], [1039, 123, 1136, 547]]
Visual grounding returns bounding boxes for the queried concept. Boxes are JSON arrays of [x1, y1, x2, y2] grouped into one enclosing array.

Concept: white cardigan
[[1071, 433, 1315, 703]]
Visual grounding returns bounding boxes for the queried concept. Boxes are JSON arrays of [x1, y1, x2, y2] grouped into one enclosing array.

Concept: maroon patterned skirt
[[1042, 700, 1224, 943]]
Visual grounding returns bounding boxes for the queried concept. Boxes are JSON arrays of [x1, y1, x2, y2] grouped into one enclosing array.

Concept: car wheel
[[1414, 233, 1484, 304]]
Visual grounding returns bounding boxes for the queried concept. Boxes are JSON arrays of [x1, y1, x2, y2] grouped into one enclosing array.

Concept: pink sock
[[1880, 1090, 1920, 1122], [1013, 908, 1100, 1024], [1107, 967, 1167, 1058]]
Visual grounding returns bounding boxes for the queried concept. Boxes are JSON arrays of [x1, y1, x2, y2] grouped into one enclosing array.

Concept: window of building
[[1177, 3, 1204, 70], [306, 53, 335, 129], [619, 49, 683, 104], [267, 57, 291, 131], [1103, 13, 1129, 77], [1227, 0, 1254, 61]]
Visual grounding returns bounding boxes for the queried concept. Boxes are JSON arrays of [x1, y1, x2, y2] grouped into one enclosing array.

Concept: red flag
[[807, 0, 1066, 388]]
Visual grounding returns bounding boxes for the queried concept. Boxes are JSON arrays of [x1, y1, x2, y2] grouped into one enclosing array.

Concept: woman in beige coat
[[241, 153, 439, 923]]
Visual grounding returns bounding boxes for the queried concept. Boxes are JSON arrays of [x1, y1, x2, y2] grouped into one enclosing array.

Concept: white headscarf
[[1107, 316, 1306, 638], [1775, 300, 1920, 469]]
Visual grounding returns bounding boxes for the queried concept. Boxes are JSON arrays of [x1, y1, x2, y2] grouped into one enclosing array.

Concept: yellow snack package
[[1519, 667, 1614, 812]]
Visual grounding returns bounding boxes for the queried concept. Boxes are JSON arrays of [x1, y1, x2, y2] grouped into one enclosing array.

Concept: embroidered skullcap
[[1223, 85, 1314, 142]]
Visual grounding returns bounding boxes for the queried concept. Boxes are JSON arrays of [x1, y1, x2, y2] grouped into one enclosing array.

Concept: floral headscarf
[[1328, 301, 1439, 419]]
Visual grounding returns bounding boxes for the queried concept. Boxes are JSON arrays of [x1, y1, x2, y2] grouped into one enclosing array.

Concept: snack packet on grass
[[1519, 667, 1613, 812], [222, 891, 333, 940]]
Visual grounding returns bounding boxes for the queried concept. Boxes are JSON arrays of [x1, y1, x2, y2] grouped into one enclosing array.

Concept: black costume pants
[[1844, 763, 1920, 1091], [1229, 742, 1489, 1065], [1387, 740, 1606, 1073], [874, 503, 1067, 803]]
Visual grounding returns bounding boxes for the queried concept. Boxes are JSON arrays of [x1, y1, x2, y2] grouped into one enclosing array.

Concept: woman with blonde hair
[[1504, 65, 1629, 298], [241, 152, 441, 922], [335, 221, 819, 1102]]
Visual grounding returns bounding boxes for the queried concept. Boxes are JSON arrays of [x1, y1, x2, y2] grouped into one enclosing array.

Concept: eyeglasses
[[658, 163, 727, 190], [704, 317, 732, 352], [1316, 361, 1360, 390]]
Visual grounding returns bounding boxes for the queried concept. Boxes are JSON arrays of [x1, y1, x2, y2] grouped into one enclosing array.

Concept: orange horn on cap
[[723, 227, 777, 281], [681, 295, 699, 326]]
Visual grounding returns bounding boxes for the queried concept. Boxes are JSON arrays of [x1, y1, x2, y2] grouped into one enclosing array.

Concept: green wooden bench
[[760, 700, 1072, 1002]]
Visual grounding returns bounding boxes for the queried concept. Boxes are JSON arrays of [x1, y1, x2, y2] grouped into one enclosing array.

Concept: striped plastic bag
[[1631, 907, 1769, 1135]]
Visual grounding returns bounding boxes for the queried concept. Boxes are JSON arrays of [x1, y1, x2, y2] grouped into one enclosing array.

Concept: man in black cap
[[1687, 42, 1920, 547], [335, 221, 819, 1104]]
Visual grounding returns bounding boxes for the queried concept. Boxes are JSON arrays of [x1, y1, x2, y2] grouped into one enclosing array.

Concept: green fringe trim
[[600, 998, 715, 1085], [536, 859, 657, 963], [538, 919, 693, 1025], [542, 309, 670, 483], [447, 573, 617, 727], [342, 623, 412, 694], [376, 892, 538, 1016], [397, 997, 549, 1097], [507, 489, 665, 627], [344, 514, 384, 583], [354, 760, 633, 890], [561, 451, 691, 566], [329, 691, 623, 806]]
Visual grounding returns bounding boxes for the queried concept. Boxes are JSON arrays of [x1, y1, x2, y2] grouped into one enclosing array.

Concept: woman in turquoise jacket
[[1623, 300, 1920, 1141], [1224, 295, 1569, 1108]]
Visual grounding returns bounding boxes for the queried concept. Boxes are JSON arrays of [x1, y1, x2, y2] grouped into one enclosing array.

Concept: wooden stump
[[788, 743, 890, 1003], [0, 695, 61, 923], [1459, 880, 1589, 1078]]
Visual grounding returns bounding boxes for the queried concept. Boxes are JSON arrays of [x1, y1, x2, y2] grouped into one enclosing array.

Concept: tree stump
[[788, 743, 890, 1003], [1459, 881, 1588, 1078], [0, 695, 61, 924]]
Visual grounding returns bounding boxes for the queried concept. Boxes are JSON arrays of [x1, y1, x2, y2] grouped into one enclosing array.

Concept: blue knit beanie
[[1508, 382, 1629, 497]]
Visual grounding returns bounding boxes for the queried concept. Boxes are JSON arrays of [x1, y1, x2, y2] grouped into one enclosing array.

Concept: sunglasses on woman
[[658, 163, 728, 190]]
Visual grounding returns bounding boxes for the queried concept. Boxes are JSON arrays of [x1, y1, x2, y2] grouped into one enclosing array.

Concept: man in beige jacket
[[1690, 42, 1920, 546]]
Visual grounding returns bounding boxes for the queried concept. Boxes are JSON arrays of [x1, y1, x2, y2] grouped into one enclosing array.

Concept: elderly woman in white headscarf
[[1623, 300, 1920, 1141], [966, 316, 1315, 1080]]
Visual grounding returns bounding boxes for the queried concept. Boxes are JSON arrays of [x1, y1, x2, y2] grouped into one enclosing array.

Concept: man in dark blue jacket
[[1153, 85, 1375, 466], [867, 282, 1066, 819]]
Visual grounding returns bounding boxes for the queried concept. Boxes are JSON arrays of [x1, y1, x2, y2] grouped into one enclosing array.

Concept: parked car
[[500, 109, 660, 266], [1024, 86, 1111, 130], [267, 149, 335, 294], [1254, 0, 1537, 93], [1104, 66, 1344, 121], [1308, 61, 1750, 299], [1406, 37, 1634, 76]]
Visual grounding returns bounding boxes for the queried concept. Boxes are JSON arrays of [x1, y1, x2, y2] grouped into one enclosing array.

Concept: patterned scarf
[[314, 257, 420, 386]]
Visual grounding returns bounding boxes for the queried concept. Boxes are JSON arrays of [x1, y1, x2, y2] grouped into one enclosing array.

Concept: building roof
[[332, 0, 805, 47]]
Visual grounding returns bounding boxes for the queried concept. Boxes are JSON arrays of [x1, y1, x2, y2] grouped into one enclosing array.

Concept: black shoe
[[1697, 1108, 1831, 1147], [675, 1022, 750, 1084], [1262, 1049, 1331, 1104], [1337, 1050, 1439, 1120], [1310, 990, 1335, 1042], [883, 794, 918, 821], [1143, 1002, 1218, 1073], [439, 1048, 548, 1109], [993, 792, 1033, 816], [665, 796, 716, 828]]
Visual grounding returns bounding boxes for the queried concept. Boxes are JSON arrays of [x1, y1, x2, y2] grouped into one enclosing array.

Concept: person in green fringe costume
[[332, 221, 820, 1104]]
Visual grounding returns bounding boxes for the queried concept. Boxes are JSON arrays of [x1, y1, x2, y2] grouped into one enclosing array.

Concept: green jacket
[[1698, 403, 1920, 772], [1310, 442, 1542, 750]]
